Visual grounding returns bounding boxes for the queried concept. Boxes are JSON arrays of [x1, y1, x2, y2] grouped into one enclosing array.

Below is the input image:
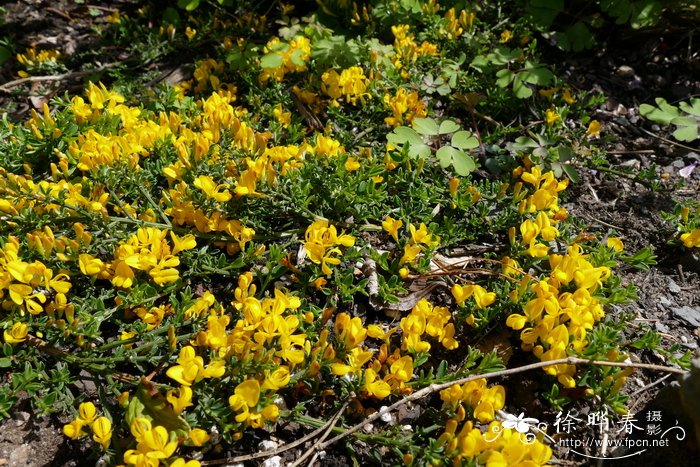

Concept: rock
[[671, 306, 700, 327], [668, 279, 682, 294], [616, 65, 635, 78], [8, 444, 31, 466]]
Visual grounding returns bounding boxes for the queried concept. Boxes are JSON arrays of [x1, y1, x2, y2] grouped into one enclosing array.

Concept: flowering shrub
[[0, 1, 690, 466]]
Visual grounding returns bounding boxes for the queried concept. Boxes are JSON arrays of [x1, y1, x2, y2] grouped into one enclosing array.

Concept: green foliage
[[640, 97, 700, 142], [387, 118, 479, 175]]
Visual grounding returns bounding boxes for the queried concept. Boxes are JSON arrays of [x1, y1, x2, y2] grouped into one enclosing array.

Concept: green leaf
[[408, 143, 431, 160], [512, 74, 533, 98], [526, 0, 564, 28], [0, 358, 11, 368], [511, 136, 538, 150], [387, 126, 422, 145], [260, 53, 283, 69], [438, 120, 460, 135], [495, 69, 513, 88], [452, 151, 477, 176], [671, 117, 699, 142], [562, 164, 581, 183], [451, 131, 479, 150], [679, 99, 700, 117], [436, 146, 457, 168], [177, 0, 200, 11], [640, 98, 680, 124], [413, 118, 439, 136]]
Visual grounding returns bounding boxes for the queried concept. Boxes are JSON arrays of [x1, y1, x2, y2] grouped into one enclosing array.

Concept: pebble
[[668, 279, 681, 294], [659, 295, 672, 308], [261, 456, 282, 467], [616, 65, 636, 78], [259, 440, 279, 451], [671, 306, 700, 327]]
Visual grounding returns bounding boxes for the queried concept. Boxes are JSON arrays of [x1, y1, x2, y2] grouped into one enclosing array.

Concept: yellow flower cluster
[[439, 416, 552, 466], [303, 220, 355, 275], [321, 66, 370, 106], [163, 273, 306, 433], [443, 7, 475, 39], [512, 165, 568, 257], [327, 312, 415, 399], [0, 169, 109, 217], [259, 36, 312, 82], [383, 88, 427, 127], [16, 47, 61, 77], [506, 244, 611, 387], [17, 47, 62, 66], [63, 402, 112, 449], [122, 417, 200, 467], [393, 221, 440, 269], [0, 236, 72, 315], [401, 298, 458, 352], [391, 25, 438, 76], [452, 283, 497, 310], [79, 228, 196, 288], [440, 378, 505, 423]]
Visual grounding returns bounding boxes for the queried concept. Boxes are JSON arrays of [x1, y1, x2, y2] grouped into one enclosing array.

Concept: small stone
[[671, 306, 700, 327], [258, 440, 279, 451], [668, 279, 681, 294], [655, 321, 670, 333], [8, 445, 31, 467], [261, 456, 282, 467], [616, 65, 635, 78], [363, 422, 374, 433]]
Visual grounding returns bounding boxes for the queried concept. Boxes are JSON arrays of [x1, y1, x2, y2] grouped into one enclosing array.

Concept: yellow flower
[[194, 175, 232, 202], [545, 107, 559, 126], [472, 285, 496, 308], [500, 29, 513, 43], [92, 416, 112, 449], [78, 401, 97, 424], [234, 379, 261, 408], [382, 216, 403, 241], [344, 156, 361, 172], [562, 88, 576, 104], [167, 386, 193, 414], [188, 428, 210, 447], [364, 368, 391, 399], [680, 228, 700, 248], [170, 232, 196, 255], [62, 419, 87, 439], [586, 120, 601, 137], [4, 322, 29, 344], [606, 237, 624, 252], [262, 366, 291, 390]]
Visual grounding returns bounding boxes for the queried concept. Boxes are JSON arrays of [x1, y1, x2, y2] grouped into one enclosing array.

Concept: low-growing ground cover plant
[[0, 1, 697, 465]]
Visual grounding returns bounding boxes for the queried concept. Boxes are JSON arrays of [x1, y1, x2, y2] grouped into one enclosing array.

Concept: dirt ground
[[0, 1, 698, 466]]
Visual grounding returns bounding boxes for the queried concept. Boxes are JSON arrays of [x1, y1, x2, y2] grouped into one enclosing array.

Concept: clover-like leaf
[[436, 146, 456, 168], [260, 53, 283, 69], [439, 120, 460, 135], [413, 118, 440, 136], [639, 98, 681, 124], [452, 151, 477, 176], [671, 117, 699, 142], [451, 131, 479, 150], [387, 126, 423, 146]]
